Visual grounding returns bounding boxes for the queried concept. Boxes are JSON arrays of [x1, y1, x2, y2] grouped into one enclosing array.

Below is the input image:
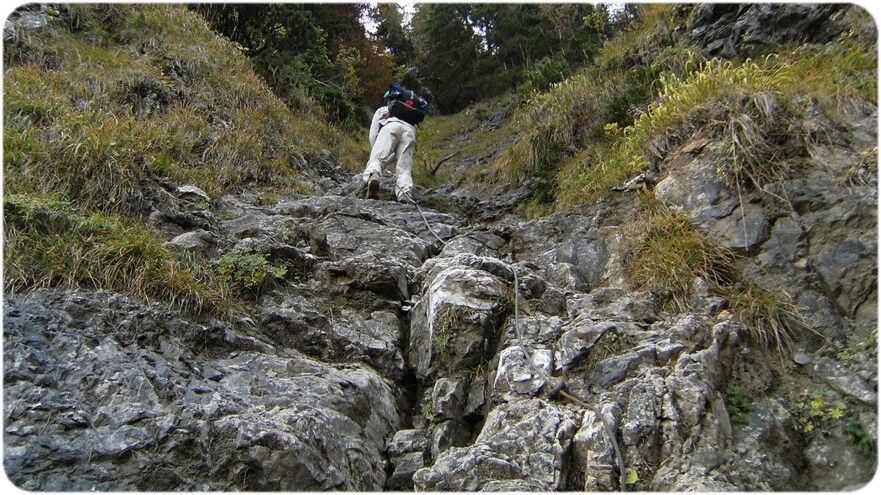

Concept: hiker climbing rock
[[363, 83, 428, 203]]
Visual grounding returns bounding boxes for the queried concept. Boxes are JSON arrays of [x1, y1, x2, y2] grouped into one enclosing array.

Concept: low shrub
[[216, 251, 287, 297], [725, 385, 754, 426]]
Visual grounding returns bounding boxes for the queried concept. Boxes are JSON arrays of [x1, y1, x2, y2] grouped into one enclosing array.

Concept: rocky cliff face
[[4, 3, 877, 491], [5, 133, 876, 489]]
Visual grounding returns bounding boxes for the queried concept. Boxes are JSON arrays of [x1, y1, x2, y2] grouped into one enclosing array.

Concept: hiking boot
[[397, 192, 416, 205], [365, 172, 380, 199]]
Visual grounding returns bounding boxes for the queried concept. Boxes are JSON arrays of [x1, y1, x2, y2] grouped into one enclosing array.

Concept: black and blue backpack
[[384, 82, 428, 126]]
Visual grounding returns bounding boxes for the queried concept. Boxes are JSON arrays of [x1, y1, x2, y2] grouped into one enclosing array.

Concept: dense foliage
[[193, 3, 398, 125], [408, 3, 613, 112], [193, 3, 620, 115]]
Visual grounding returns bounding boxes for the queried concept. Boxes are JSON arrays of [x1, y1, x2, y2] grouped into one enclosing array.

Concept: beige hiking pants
[[363, 120, 416, 199]]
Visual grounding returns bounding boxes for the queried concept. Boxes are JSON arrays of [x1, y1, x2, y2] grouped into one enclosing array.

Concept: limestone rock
[[413, 399, 578, 491], [408, 257, 509, 378], [3, 290, 399, 490], [166, 230, 210, 250], [177, 185, 210, 202]]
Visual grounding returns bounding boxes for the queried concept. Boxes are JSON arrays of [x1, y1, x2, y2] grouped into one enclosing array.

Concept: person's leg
[[363, 125, 397, 181], [363, 124, 398, 199], [394, 125, 417, 201]]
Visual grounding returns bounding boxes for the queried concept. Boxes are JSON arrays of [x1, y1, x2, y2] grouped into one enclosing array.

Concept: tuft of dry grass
[[622, 196, 805, 352], [839, 146, 878, 187], [4, 195, 237, 316], [623, 196, 736, 311], [722, 283, 801, 355]]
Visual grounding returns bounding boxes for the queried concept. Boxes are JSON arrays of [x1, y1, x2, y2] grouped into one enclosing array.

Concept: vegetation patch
[[836, 328, 877, 362], [590, 330, 639, 363], [3, 4, 359, 212], [420, 400, 434, 420], [788, 388, 875, 459], [622, 196, 801, 351], [623, 196, 735, 311], [725, 384, 754, 426], [4, 195, 233, 315], [722, 283, 801, 355], [790, 388, 847, 433], [839, 146, 878, 187], [556, 35, 874, 208], [482, 44, 700, 209], [415, 94, 520, 188], [844, 417, 876, 459], [216, 251, 287, 297], [432, 306, 466, 358], [594, 4, 683, 71]]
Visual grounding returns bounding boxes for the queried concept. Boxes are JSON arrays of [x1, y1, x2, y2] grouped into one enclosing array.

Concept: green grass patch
[[594, 4, 683, 71], [726, 385, 754, 426], [485, 45, 701, 208], [216, 251, 287, 298], [415, 94, 520, 188], [4, 195, 234, 315], [4, 4, 361, 211]]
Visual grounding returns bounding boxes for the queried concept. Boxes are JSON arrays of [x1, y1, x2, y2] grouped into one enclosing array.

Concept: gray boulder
[[3, 290, 399, 491], [655, 151, 770, 252], [409, 256, 510, 378], [412, 399, 578, 491]]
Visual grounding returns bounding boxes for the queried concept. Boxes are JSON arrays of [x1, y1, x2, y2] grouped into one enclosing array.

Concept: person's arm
[[369, 106, 388, 146]]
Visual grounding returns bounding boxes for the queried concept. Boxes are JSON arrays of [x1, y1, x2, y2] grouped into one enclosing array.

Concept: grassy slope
[[414, 93, 521, 188], [3, 4, 362, 315], [4, 4, 361, 207], [417, 4, 876, 345], [421, 5, 875, 207]]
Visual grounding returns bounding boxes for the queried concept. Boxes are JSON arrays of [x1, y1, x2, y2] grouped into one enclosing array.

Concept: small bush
[[599, 64, 660, 129], [725, 385, 754, 426], [216, 251, 287, 297], [845, 417, 876, 458], [790, 389, 847, 433], [517, 54, 571, 100], [420, 400, 434, 419]]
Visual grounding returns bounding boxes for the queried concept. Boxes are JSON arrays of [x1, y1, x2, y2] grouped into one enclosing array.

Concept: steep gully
[[4, 125, 877, 490]]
